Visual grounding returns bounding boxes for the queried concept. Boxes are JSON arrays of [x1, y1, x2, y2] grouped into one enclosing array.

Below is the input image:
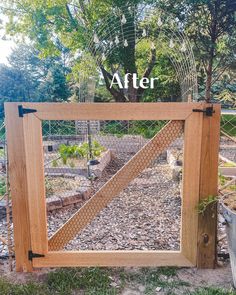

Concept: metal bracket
[[28, 250, 45, 261], [192, 106, 215, 117], [18, 105, 37, 117]]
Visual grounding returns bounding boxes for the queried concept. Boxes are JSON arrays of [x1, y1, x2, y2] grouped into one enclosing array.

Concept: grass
[[0, 267, 235, 295], [190, 287, 236, 295], [0, 268, 117, 295], [0, 278, 47, 295], [118, 267, 189, 294]]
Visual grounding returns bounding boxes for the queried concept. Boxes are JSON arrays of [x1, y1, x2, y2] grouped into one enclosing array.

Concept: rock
[[79, 186, 92, 200], [155, 286, 162, 292], [46, 196, 62, 211], [172, 166, 182, 181], [138, 285, 145, 292], [61, 191, 83, 206]]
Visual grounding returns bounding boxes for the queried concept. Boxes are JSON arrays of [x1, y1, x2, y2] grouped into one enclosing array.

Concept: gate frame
[[5, 102, 221, 272]]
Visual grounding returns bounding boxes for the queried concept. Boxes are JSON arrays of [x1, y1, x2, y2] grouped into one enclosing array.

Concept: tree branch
[[100, 66, 126, 102]]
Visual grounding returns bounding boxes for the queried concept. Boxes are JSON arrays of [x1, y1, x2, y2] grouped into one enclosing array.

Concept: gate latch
[[192, 106, 215, 117], [18, 105, 37, 117], [28, 250, 45, 261]]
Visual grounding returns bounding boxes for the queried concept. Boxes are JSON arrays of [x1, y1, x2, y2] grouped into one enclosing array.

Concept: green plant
[[57, 141, 105, 166], [190, 287, 236, 295], [68, 161, 75, 168], [52, 159, 58, 167], [219, 174, 227, 186], [197, 195, 218, 215], [45, 177, 54, 196], [0, 176, 6, 196], [229, 184, 236, 191], [46, 268, 117, 295], [221, 114, 236, 137], [0, 278, 47, 295], [101, 120, 167, 139]]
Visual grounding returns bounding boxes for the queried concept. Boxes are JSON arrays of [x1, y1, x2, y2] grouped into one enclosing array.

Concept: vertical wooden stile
[[197, 104, 221, 268], [23, 111, 48, 257], [182, 110, 203, 265]]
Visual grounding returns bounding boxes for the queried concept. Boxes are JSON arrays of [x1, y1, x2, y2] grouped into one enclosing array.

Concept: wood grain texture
[[10, 102, 204, 121], [197, 104, 221, 268], [4, 103, 33, 272], [49, 121, 184, 250], [23, 114, 48, 256], [33, 251, 193, 268], [181, 112, 203, 265]]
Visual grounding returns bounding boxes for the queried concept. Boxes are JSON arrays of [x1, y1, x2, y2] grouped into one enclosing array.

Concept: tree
[[1, 0, 174, 102], [159, 0, 236, 102], [0, 44, 71, 118]]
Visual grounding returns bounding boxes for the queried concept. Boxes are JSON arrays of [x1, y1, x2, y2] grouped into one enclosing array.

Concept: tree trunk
[[205, 61, 213, 103]]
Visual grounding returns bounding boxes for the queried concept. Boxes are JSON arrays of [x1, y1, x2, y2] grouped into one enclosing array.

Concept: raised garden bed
[[45, 149, 112, 177]]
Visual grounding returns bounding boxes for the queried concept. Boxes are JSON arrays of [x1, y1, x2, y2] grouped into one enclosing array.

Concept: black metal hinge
[[192, 106, 215, 117], [18, 105, 37, 117], [28, 250, 45, 261]]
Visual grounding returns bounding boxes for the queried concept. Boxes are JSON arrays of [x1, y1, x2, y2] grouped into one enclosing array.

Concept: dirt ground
[[0, 260, 234, 294]]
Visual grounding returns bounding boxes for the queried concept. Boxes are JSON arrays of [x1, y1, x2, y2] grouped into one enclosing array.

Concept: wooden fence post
[[5, 103, 33, 272], [197, 103, 221, 268]]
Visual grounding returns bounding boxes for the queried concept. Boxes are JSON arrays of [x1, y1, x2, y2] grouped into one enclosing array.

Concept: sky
[[0, 38, 14, 64], [0, 13, 15, 64]]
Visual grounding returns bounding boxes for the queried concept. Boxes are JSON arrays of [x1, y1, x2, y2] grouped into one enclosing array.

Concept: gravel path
[[220, 136, 236, 162], [48, 153, 181, 251], [1, 137, 234, 257]]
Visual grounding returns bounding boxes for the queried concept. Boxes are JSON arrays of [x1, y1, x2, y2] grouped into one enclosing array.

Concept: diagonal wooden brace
[[48, 121, 184, 250]]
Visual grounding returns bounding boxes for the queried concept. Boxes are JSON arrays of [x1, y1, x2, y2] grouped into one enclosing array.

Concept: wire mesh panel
[[43, 120, 184, 251], [220, 109, 236, 163]]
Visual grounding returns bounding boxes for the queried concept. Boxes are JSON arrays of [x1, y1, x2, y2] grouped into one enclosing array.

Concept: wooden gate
[[5, 102, 221, 272]]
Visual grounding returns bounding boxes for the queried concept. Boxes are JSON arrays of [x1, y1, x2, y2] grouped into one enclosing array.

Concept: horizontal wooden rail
[[33, 251, 194, 268], [4, 102, 205, 121]]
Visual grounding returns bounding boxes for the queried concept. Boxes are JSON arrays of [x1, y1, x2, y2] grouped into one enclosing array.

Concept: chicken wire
[[220, 109, 236, 163], [45, 120, 184, 251]]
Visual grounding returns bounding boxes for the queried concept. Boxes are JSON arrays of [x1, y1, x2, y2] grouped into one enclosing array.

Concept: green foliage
[[0, 177, 6, 196], [58, 141, 105, 165], [0, 0, 236, 104], [52, 159, 58, 167], [159, 0, 236, 101], [197, 195, 218, 215], [0, 278, 47, 295], [0, 44, 71, 119], [129, 121, 166, 138], [119, 267, 189, 294], [219, 174, 227, 186], [101, 121, 125, 137], [0, 267, 235, 295], [101, 120, 166, 139], [0, 268, 116, 295], [46, 268, 116, 295], [45, 177, 54, 196], [221, 115, 236, 137], [42, 121, 76, 137], [190, 287, 236, 295]]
